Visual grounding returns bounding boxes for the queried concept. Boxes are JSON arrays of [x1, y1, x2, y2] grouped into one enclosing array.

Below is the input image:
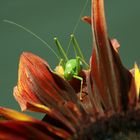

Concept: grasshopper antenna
[[3, 19, 60, 59], [66, 0, 89, 55], [72, 0, 89, 34]]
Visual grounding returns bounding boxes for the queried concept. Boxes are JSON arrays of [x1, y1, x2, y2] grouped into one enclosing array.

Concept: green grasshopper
[[4, 19, 89, 100], [4, 0, 89, 100], [54, 35, 89, 100]]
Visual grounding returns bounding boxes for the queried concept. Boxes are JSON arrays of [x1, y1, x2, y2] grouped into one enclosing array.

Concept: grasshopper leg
[[73, 75, 83, 101]]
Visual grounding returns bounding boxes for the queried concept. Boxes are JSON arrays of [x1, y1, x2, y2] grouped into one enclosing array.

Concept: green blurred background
[[0, 0, 140, 118]]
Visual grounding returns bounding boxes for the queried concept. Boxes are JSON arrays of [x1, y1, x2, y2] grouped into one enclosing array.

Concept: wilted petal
[[82, 16, 120, 53], [88, 0, 136, 113], [26, 102, 76, 133], [14, 52, 89, 132], [82, 16, 91, 25], [0, 107, 71, 139], [14, 52, 77, 108], [14, 86, 40, 111], [0, 107, 36, 121], [110, 39, 120, 53], [0, 121, 53, 140]]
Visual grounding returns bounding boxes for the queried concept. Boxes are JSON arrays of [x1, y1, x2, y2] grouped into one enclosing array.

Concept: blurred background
[[0, 0, 140, 118]]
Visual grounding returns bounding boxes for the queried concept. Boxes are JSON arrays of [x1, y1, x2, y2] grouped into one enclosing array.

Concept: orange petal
[[0, 107, 36, 121], [26, 102, 76, 133], [14, 52, 78, 110], [82, 16, 91, 25], [110, 39, 120, 53], [0, 107, 71, 139], [82, 16, 120, 53], [0, 121, 53, 140], [90, 0, 134, 112], [14, 52, 87, 129], [134, 63, 140, 99]]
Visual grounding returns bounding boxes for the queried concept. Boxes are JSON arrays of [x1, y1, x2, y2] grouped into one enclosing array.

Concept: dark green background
[[0, 0, 140, 117]]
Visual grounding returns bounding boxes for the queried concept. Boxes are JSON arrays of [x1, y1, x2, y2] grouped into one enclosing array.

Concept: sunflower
[[0, 0, 140, 140]]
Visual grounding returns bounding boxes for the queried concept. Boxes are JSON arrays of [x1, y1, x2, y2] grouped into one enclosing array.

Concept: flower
[[1, 52, 90, 139], [0, 0, 140, 139]]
